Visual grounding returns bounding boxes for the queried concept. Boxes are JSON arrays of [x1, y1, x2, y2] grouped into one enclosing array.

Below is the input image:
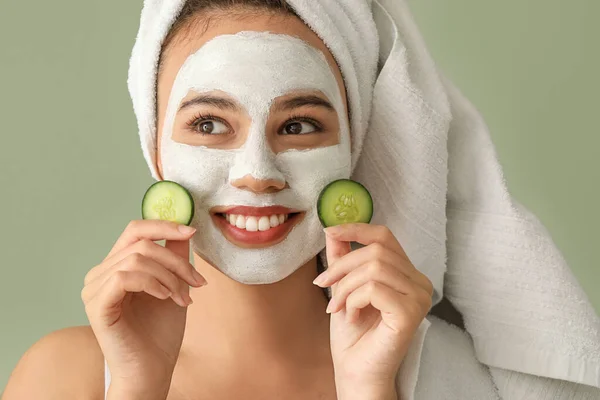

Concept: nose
[[231, 175, 287, 194], [228, 121, 288, 192]]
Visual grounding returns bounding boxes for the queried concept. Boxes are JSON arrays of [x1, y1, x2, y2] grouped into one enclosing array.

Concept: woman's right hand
[[81, 219, 206, 398]]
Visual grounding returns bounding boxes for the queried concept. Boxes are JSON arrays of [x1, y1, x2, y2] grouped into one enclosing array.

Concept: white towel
[[126, 0, 600, 398]]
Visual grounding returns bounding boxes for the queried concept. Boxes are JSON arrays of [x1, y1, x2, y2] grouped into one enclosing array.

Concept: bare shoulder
[[2, 325, 105, 400]]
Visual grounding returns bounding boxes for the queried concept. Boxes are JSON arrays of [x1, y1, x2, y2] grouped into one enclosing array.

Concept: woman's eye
[[193, 119, 229, 135], [282, 121, 318, 135]]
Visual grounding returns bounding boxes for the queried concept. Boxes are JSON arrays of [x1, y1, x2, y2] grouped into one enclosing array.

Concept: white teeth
[[224, 213, 292, 231], [245, 216, 258, 232], [269, 215, 280, 228], [258, 216, 270, 231], [235, 215, 246, 229]]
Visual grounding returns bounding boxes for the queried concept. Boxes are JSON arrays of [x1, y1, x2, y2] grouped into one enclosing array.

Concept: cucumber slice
[[141, 180, 195, 226], [317, 179, 373, 227]]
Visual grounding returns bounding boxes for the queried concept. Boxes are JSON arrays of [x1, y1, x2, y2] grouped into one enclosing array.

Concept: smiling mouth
[[210, 206, 305, 249]]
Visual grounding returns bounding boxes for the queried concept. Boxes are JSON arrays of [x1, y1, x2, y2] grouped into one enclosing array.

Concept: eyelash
[[184, 113, 324, 135], [185, 113, 227, 136], [285, 113, 324, 134]]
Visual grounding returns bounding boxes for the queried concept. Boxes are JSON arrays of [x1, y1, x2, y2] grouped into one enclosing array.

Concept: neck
[[180, 253, 331, 370]]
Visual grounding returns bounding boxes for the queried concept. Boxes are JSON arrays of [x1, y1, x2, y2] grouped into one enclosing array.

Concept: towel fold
[[126, 0, 600, 398]]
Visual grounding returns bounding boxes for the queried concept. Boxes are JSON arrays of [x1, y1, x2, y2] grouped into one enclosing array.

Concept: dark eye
[[282, 121, 319, 135], [192, 119, 229, 135]]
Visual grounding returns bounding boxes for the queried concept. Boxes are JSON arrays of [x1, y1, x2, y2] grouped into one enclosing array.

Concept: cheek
[[276, 145, 351, 201], [161, 145, 236, 201]]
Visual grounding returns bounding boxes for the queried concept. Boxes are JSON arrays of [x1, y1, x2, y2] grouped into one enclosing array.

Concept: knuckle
[[365, 280, 378, 294], [415, 271, 434, 295], [370, 242, 385, 258], [83, 272, 92, 286], [112, 270, 129, 286], [418, 289, 432, 307], [126, 252, 146, 267], [378, 225, 393, 240], [424, 278, 434, 295], [137, 238, 154, 253], [83, 264, 100, 286], [80, 287, 89, 302], [367, 261, 385, 276], [126, 219, 139, 232]]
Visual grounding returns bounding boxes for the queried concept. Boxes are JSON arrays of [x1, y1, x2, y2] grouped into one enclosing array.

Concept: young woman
[[5, 1, 599, 399]]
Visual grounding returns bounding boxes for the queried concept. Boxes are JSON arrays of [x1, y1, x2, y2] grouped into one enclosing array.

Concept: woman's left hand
[[314, 223, 434, 400]]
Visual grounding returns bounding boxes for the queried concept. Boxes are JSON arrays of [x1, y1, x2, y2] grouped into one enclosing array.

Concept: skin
[[2, 8, 433, 400]]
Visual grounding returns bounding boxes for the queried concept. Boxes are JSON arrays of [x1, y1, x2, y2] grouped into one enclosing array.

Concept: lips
[[210, 205, 304, 248]]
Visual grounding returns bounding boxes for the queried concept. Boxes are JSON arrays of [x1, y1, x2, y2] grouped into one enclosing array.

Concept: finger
[[82, 253, 192, 308], [324, 223, 408, 260], [86, 239, 205, 288], [84, 270, 177, 327], [106, 220, 196, 260], [164, 238, 196, 305], [324, 231, 351, 296], [344, 281, 406, 326], [345, 281, 431, 329], [315, 242, 421, 289], [326, 261, 419, 314]]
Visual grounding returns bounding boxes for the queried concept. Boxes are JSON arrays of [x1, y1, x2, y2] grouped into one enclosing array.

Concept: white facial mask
[[160, 31, 351, 284]]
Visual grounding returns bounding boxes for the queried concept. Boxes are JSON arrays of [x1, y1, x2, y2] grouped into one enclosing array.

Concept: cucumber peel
[[141, 180, 195, 226], [317, 179, 373, 227]]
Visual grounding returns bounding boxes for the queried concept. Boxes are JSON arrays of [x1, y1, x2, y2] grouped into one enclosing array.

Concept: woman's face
[[156, 12, 349, 174], [154, 11, 352, 284]]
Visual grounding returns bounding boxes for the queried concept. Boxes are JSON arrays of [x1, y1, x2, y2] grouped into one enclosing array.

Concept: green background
[[1, 0, 598, 392]]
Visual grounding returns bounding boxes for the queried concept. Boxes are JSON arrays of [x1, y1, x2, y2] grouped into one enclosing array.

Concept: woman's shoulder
[[2, 325, 105, 400]]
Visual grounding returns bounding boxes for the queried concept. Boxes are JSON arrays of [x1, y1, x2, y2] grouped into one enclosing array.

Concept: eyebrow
[[178, 94, 241, 113], [271, 94, 335, 113], [177, 93, 335, 114]]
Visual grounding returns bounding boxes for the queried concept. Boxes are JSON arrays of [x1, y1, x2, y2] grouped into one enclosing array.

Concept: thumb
[[325, 229, 351, 296]]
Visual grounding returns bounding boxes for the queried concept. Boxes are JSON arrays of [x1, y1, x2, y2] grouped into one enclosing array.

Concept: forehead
[[169, 31, 341, 111], [156, 15, 348, 121]]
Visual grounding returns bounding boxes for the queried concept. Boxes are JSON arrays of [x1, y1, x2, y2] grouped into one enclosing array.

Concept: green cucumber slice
[[141, 180, 195, 226], [317, 179, 373, 227]]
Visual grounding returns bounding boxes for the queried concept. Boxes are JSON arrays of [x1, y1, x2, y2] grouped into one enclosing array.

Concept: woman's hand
[[315, 223, 433, 400], [81, 220, 207, 399]]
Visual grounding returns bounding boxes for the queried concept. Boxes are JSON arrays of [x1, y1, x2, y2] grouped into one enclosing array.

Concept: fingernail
[[192, 268, 207, 286], [326, 298, 335, 313], [173, 294, 187, 308], [323, 226, 340, 235], [183, 292, 194, 305], [178, 225, 196, 235], [313, 272, 328, 286]]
